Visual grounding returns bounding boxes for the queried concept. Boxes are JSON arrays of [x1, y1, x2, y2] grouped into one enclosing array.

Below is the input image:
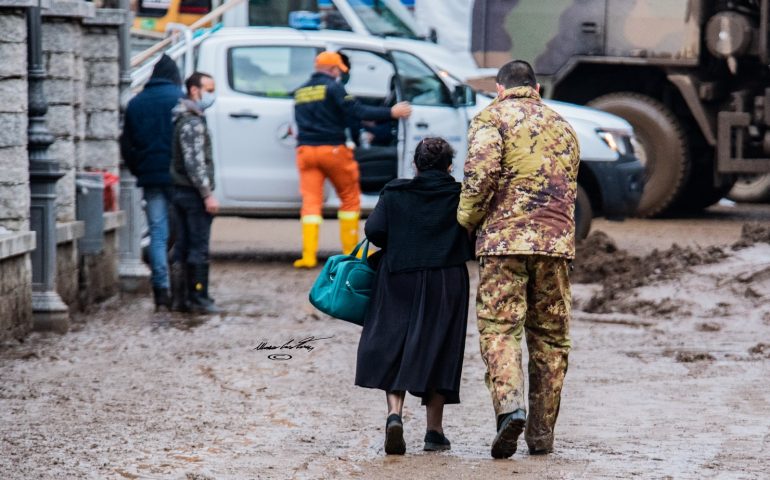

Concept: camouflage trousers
[[476, 254, 571, 451]]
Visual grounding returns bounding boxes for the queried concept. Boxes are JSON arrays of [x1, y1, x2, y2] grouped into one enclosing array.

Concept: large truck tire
[[588, 93, 690, 217], [727, 174, 770, 203], [575, 184, 592, 240]]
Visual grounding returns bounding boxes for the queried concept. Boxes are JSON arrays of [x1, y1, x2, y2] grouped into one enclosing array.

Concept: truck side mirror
[[452, 84, 476, 107]]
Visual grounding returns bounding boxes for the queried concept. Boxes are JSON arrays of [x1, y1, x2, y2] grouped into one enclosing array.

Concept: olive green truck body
[[471, 0, 770, 215]]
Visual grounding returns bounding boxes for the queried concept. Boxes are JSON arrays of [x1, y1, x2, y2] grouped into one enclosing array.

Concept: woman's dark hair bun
[[414, 137, 455, 172]]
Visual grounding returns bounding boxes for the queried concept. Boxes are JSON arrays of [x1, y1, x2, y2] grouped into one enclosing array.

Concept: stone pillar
[[78, 7, 133, 301], [42, 0, 94, 313], [82, 8, 122, 174], [27, 0, 70, 332], [113, 1, 150, 293], [42, 4, 87, 223]]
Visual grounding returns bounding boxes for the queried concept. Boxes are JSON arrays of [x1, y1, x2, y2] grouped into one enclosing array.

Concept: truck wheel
[[588, 93, 690, 217], [575, 184, 592, 240], [728, 174, 770, 203]]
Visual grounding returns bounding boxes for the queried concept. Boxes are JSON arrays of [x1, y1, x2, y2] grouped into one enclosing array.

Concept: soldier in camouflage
[[169, 71, 221, 315], [457, 60, 580, 458]]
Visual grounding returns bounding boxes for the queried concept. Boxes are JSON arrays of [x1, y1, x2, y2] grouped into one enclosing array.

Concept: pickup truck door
[[390, 50, 469, 181], [212, 44, 317, 205]]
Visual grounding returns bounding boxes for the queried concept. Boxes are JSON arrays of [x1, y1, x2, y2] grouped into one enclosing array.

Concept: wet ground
[[2, 203, 770, 479]]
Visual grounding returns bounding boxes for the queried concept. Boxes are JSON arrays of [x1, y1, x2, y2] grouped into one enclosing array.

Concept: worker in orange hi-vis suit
[[292, 51, 412, 268]]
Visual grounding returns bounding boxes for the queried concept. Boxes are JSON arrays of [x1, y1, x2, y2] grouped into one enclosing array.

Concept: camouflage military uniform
[[457, 86, 579, 452]]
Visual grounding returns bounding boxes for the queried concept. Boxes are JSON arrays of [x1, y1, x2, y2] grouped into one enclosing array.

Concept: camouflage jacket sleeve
[[457, 112, 502, 231], [179, 117, 212, 198]]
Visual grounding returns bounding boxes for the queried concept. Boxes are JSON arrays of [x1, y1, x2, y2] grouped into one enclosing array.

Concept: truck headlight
[[596, 129, 634, 156]]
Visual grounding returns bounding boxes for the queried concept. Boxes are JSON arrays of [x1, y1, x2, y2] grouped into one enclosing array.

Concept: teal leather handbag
[[309, 239, 375, 326]]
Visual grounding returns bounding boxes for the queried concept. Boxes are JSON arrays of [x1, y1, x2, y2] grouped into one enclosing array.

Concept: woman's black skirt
[[355, 263, 469, 404]]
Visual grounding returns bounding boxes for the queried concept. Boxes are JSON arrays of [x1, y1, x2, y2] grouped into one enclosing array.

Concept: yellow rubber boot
[[339, 211, 360, 255], [293, 218, 321, 268]]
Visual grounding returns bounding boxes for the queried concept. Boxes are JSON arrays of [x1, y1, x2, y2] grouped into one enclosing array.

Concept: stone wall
[[0, 233, 35, 342], [1, 5, 34, 342], [0, 2, 128, 339], [78, 212, 123, 308], [43, 0, 94, 223], [82, 9, 122, 175], [55, 220, 83, 311], [0, 9, 29, 233], [0, 253, 33, 341]]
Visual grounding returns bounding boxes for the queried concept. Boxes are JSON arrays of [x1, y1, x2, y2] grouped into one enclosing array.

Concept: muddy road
[[2, 205, 770, 479]]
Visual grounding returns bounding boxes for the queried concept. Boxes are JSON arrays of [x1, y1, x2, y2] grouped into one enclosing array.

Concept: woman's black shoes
[[491, 409, 526, 459], [423, 430, 451, 451], [384, 414, 406, 455]]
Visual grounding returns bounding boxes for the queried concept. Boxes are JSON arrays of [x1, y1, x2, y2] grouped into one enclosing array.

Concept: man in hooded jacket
[[121, 54, 184, 310]]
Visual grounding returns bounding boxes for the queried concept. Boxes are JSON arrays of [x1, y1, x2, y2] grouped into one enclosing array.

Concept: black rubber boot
[[196, 262, 217, 304], [187, 263, 221, 314], [152, 286, 171, 312], [170, 262, 189, 312]]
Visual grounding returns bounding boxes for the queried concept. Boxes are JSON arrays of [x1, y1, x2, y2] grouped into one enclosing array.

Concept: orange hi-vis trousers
[[296, 144, 360, 219]]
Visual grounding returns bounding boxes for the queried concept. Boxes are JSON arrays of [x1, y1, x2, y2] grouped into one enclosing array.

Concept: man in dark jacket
[[169, 71, 220, 314], [292, 51, 412, 268], [120, 54, 183, 310]]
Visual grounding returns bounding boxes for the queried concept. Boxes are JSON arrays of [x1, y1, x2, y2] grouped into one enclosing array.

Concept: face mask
[[198, 90, 216, 110], [340, 72, 350, 85]]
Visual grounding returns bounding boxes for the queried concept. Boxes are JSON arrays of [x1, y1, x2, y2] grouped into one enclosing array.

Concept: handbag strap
[[350, 238, 370, 260]]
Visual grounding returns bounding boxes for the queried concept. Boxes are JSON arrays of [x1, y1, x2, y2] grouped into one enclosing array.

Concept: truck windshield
[[348, 0, 419, 38]]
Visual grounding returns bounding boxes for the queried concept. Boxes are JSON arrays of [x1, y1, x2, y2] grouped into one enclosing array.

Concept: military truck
[[472, 0, 770, 215]]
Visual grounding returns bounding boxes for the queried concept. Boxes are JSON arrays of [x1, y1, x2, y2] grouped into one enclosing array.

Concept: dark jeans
[[171, 186, 212, 265]]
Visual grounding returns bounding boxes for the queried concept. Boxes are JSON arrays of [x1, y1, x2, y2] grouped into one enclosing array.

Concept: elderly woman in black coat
[[356, 137, 473, 455]]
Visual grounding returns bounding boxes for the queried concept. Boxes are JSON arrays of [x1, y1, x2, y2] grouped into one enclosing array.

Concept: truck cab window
[[228, 46, 318, 98], [339, 49, 396, 101], [391, 50, 452, 107], [348, 0, 418, 38]]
